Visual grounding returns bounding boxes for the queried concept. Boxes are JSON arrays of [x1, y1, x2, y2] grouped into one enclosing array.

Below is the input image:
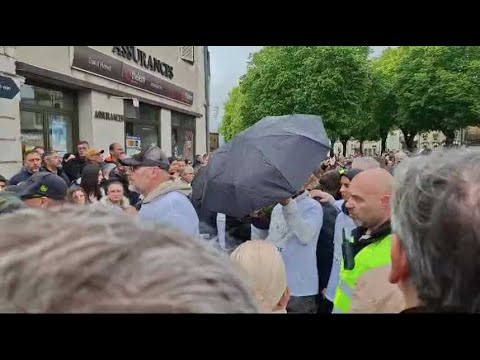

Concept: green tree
[[388, 46, 480, 150], [367, 48, 402, 152], [219, 86, 247, 142], [220, 46, 373, 153]]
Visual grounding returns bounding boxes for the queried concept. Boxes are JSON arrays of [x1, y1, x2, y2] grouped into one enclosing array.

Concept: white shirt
[[266, 192, 323, 297]]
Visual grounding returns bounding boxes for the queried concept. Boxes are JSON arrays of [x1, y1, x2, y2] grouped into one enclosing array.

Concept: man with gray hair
[[389, 149, 480, 312], [122, 145, 199, 237], [0, 206, 259, 313]]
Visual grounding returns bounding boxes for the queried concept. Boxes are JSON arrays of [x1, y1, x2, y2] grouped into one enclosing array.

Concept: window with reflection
[[171, 111, 196, 161], [20, 84, 76, 155]]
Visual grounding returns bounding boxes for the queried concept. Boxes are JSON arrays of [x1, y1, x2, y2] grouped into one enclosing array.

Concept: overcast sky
[[208, 46, 391, 135]]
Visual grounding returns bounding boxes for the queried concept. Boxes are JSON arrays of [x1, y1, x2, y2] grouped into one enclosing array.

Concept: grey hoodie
[[139, 178, 199, 238]]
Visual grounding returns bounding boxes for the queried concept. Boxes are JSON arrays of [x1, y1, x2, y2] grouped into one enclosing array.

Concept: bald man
[[345, 168, 392, 231], [333, 169, 402, 313]]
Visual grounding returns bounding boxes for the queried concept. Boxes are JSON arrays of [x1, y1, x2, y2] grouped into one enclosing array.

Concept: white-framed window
[[179, 46, 194, 63]]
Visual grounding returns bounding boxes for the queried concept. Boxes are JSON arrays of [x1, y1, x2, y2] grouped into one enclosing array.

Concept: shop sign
[[0, 75, 20, 99], [94, 110, 125, 122], [72, 47, 193, 106]]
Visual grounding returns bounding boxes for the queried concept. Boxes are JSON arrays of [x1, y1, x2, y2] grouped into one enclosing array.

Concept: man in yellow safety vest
[[333, 168, 397, 313]]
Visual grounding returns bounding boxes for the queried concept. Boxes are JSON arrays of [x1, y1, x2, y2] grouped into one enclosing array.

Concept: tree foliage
[[393, 46, 480, 146], [219, 86, 246, 142], [220, 46, 480, 152], [220, 46, 372, 144]]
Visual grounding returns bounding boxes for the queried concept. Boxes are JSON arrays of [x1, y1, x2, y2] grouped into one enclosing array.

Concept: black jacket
[[350, 221, 392, 259], [225, 215, 252, 244], [41, 167, 70, 186], [315, 201, 340, 292], [191, 165, 217, 235], [63, 154, 87, 183]]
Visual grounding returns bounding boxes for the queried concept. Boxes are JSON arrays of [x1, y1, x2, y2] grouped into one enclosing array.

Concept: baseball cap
[[120, 146, 170, 171], [339, 168, 363, 181], [86, 148, 104, 158], [8, 172, 68, 200]]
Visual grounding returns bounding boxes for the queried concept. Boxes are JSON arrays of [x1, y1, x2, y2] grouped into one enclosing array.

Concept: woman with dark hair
[[317, 170, 342, 200], [80, 163, 105, 203]]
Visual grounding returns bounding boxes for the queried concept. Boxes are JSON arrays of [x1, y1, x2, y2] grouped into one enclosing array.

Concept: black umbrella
[[202, 114, 331, 218]]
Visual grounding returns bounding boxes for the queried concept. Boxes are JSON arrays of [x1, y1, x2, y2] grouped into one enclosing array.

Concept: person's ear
[[381, 195, 391, 208], [389, 234, 410, 284], [40, 197, 49, 208]]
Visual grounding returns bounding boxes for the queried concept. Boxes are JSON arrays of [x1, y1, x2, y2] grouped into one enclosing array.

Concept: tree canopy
[[220, 46, 480, 152]]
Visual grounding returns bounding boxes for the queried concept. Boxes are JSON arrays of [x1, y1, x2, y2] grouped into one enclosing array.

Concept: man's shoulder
[[150, 191, 194, 208], [10, 170, 29, 183]]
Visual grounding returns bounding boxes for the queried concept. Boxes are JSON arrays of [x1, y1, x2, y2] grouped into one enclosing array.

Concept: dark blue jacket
[[9, 169, 33, 185], [40, 167, 71, 186]]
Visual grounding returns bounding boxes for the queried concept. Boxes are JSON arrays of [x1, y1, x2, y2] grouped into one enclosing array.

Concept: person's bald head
[[346, 169, 393, 230]]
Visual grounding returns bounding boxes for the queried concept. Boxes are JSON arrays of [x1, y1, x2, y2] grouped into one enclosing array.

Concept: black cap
[[8, 172, 67, 200], [340, 168, 363, 182], [0, 175, 7, 183], [120, 146, 170, 171]]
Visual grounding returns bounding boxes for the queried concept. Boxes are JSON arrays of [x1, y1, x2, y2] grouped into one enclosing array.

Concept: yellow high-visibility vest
[[333, 234, 392, 313]]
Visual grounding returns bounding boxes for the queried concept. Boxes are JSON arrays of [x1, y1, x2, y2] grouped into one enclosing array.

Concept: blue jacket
[[9, 169, 33, 185], [138, 179, 200, 238]]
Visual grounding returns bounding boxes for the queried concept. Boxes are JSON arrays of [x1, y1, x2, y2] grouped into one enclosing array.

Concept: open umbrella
[[202, 114, 331, 217]]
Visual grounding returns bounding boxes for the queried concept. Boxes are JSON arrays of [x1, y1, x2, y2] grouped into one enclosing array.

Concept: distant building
[[333, 128, 468, 157]]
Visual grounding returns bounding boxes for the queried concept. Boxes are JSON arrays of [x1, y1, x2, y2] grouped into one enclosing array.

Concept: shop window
[[124, 100, 160, 156], [20, 84, 76, 155], [21, 84, 74, 111], [171, 111, 195, 161]]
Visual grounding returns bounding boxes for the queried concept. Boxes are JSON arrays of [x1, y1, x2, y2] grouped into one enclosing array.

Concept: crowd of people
[[0, 140, 478, 313]]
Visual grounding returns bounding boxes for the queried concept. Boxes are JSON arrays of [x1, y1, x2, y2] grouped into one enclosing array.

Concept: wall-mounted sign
[[72, 47, 194, 106], [112, 46, 174, 80], [95, 110, 125, 122], [0, 75, 20, 99]]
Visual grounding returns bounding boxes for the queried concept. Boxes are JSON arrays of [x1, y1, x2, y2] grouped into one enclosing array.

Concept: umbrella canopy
[[202, 114, 331, 218]]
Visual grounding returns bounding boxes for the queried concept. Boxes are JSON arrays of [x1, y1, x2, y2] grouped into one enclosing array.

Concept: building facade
[[333, 129, 466, 157], [0, 46, 210, 178]]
